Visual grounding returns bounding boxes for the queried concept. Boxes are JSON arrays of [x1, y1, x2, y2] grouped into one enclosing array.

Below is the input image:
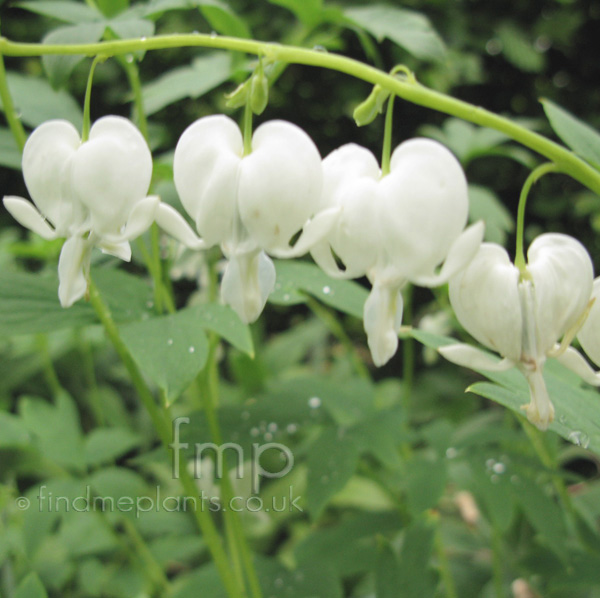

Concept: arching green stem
[[514, 162, 559, 274], [381, 93, 396, 176], [82, 55, 105, 141]]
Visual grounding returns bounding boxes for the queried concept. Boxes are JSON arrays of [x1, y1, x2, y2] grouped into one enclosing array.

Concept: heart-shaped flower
[[312, 139, 484, 366], [3, 116, 160, 306], [440, 233, 594, 430], [171, 115, 337, 323]]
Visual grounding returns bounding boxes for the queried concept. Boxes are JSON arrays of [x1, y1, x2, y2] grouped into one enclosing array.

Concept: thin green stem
[[36, 334, 62, 400], [434, 522, 458, 598], [0, 51, 26, 150], [381, 93, 395, 176], [119, 55, 149, 140], [75, 328, 104, 425], [491, 524, 504, 598], [2, 34, 598, 194], [87, 279, 245, 598], [304, 295, 370, 380], [82, 55, 104, 141], [514, 162, 559, 273], [243, 97, 253, 156]]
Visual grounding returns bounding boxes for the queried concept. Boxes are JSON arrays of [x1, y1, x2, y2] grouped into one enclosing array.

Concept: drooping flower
[[440, 233, 594, 430], [171, 115, 337, 323], [311, 139, 484, 366], [3, 116, 161, 306]]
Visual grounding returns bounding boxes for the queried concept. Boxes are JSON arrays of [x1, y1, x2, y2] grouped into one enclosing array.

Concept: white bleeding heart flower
[[3, 116, 161, 307], [172, 114, 337, 323], [440, 233, 595, 430], [312, 139, 484, 366]]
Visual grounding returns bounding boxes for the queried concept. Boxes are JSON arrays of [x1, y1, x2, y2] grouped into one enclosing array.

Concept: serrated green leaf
[[272, 260, 368, 319], [42, 23, 107, 88], [142, 53, 233, 115], [0, 128, 22, 170], [4, 72, 83, 129], [306, 427, 359, 518], [120, 308, 210, 403], [16, 1, 100, 23], [345, 5, 446, 62], [87, 467, 149, 504], [15, 573, 48, 598], [542, 99, 600, 169]]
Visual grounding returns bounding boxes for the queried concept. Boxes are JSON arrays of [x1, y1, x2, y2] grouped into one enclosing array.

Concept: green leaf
[[97, 0, 129, 18], [0, 412, 30, 448], [412, 329, 600, 457], [200, 3, 251, 38], [119, 308, 210, 403], [306, 427, 360, 518], [497, 23, 545, 73], [542, 99, 600, 169], [42, 23, 107, 88], [142, 53, 233, 115], [397, 518, 437, 597], [404, 455, 447, 515], [0, 128, 22, 170], [267, 0, 323, 28], [271, 260, 368, 319], [107, 16, 155, 40], [375, 540, 401, 598], [4, 72, 83, 129], [84, 428, 142, 467], [16, 1, 100, 23], [87, 467, 149, 505], [0, 268, 152, 337], [15, 573, 48, 598], [19, 392, 86, 473], [468, 184, 514, 245], [345, 5, 446, 62]]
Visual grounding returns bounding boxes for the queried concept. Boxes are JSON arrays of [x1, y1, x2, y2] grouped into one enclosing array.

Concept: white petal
[[71, 116, 152, 237], [412, 221, 484, 286], [270, 206, 340, 258], [527, 233, 594, 355], [3, 196, 58, 240], [220, 251, 276, 323], [154, 202, 207, 250], [238, 120, 322, 252], [579, 277, 600, 367], [438, 343, 515, 371], [310, 240, 362, 280], [520, 367, 555, 431], [22, 119, 83, 232], [174, 115, 242, 246], [363, 282, 404, 366], [58, 236, 89, 307], [99, 240, 132, 261], [449, 243, 522, 362], [121, 195, 160, 240], [555, 346, 600, 386], [381, 138, 469, 279]]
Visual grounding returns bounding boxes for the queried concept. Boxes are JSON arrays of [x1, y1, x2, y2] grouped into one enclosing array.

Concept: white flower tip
[[368, 330, 399, 367], [439, 343, 514, 372], [3, 195, 58, 240], [155, 202, 207, 250], [523, 368, 555, 431], [521, 401, 555, 431]]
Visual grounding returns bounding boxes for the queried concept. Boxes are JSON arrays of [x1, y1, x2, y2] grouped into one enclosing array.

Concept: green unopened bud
[[225, 80, 250, 109], [250, 70, 269, 115], [353, 85, 390, 126]]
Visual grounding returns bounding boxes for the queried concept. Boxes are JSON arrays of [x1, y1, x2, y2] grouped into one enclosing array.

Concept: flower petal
[[555, 346, 600, 386], [310, 240, 361, 280], [3, 196, 58, 240], [22, 119, 83, 233], [521, 367, 555, 431], [120, 195, 160, 240], [438, 343, 515, 371], [576, 277, 600, 367], [270, 206, 340, 258], [412, 221, 484, 286], [363, 282, 403, 366], [99, 240, 132, 261], [174, 114, 242, 246], [154, 202, 207, 250], [527, 233, 594, 355], [71, 116, 152, 236], [239, 120, 322, 252], [220, 250, 276, 323], [58, 235, 89, 307], [449, 243, 522, 362], [381, 138, 469, 279]]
